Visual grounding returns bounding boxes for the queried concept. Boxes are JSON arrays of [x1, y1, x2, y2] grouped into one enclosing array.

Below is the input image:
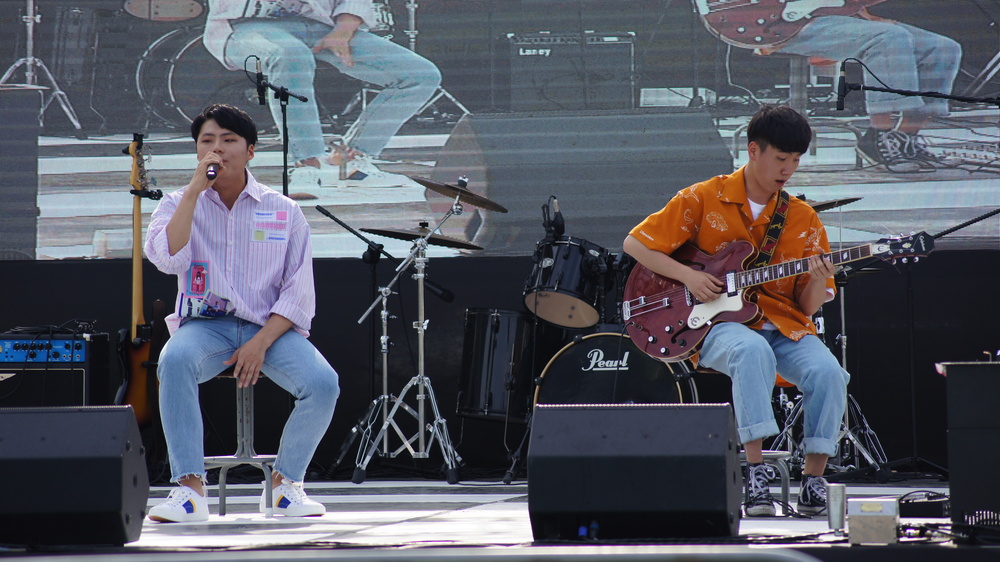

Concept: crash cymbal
[[808, 196, 862, 213], [361, 226, 483, 251], [410, 177, 508, 213]]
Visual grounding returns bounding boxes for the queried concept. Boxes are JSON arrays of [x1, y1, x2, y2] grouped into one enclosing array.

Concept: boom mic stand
[[1, 0, 86, 139]]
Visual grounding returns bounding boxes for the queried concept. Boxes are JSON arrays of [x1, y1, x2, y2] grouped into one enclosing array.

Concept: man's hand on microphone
[[192, 155, 222, 193]]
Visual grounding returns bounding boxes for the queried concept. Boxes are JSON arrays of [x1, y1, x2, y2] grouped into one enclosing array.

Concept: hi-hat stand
[[344, 201, 466, 484], [0, 0, 86, 139]]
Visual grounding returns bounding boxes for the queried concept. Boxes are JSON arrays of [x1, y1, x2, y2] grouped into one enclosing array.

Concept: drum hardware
[[314, 205, 455, 481], [410, 176, 509, 213], [1, 0, 87, 139], [335, 179, 499, 484]]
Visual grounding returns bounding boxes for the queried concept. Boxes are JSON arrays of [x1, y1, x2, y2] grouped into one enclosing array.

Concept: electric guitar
[[117, 134, 162, 426], [622, 232, 933, 362], [692, 0, 889, 49]]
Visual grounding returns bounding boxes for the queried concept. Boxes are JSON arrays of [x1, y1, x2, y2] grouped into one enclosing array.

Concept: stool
[[203, 373, 277, 516], [739, 450, 794, 516], [733, 54, 864, 168]]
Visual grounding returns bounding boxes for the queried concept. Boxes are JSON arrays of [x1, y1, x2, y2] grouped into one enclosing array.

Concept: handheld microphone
[[256, 59, 267, 106], [836, 60, 847, 111], [551, 196, 565, 237], [206, 163, 219, 180]]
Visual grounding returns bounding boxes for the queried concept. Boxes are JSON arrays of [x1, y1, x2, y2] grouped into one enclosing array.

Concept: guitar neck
[[735, 243, 873, 290]]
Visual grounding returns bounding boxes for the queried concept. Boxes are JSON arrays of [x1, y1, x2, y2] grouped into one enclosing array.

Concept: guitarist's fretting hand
[[799, 254, 837, 316]]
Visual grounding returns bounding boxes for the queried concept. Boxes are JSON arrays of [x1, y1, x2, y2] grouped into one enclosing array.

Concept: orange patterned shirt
[[629, 165, 835, 341]]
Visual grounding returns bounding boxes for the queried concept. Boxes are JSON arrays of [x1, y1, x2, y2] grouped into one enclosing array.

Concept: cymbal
[[410, 177, 508, 213], [808, 196, 862, 212], [361, 226, 483, 251]]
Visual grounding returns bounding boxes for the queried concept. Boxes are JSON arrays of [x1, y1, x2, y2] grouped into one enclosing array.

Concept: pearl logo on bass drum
[[583, 348, 630, 372]]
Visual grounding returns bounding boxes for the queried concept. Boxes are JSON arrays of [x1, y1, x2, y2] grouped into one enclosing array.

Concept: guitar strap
[[750, 189, 790, 269]]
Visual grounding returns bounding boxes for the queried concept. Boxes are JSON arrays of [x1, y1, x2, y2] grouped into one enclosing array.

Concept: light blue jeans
[[698, 323, 849, 457], [224, 18, 442, 161], [779, 16, 962, 117], [157, 315, 340, 483]]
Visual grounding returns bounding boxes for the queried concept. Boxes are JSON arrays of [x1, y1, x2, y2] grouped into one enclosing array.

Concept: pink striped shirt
[[145, 171, 315, 336]]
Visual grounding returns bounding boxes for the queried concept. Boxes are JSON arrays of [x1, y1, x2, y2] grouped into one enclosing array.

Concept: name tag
[[253, 210, 288, 243]]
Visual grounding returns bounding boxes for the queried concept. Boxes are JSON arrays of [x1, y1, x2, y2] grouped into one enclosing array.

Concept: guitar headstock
[[871, 231, 935, 263], [124, 133, 162, 200]]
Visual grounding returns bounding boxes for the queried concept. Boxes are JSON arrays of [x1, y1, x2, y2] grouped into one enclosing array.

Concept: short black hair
[[746, 104, 811, 154], [190, 104, 258, 147]]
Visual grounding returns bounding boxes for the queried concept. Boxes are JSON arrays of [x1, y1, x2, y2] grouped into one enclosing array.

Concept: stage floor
[[13, 477, 1000, 562]]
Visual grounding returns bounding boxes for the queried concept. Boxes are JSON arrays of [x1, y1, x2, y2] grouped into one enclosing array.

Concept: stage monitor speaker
[[0, 406, 149, 546], [527, 403, 741, 540], [508, 32, 635, 111], [430, 109, 732, 254], [942, 362, 1000, 538], [0, 332, 112, 406]]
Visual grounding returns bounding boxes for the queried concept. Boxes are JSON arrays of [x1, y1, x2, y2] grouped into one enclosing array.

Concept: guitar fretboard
[[736, 243, 873, 289]]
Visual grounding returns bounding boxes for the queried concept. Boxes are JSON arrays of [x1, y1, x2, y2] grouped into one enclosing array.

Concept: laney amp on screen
[[508, 31, 636, 111]]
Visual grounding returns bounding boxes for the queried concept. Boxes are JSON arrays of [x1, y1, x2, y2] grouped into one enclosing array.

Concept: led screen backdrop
[[1, 0, 997, 262]]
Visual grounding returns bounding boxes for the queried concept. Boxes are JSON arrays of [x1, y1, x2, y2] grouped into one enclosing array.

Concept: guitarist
[[623, 105, 848, 518]]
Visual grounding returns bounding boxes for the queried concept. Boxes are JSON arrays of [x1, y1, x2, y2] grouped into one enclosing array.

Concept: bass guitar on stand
[[115, 133, 163, 427], [622, 232, 933, 362]]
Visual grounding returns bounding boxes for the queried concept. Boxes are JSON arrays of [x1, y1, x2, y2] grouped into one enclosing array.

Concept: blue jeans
[[157, 316, 340, 483], [779, 16, 962, 117], [698, 323, 849, 457], [225, 18, 442, 160]]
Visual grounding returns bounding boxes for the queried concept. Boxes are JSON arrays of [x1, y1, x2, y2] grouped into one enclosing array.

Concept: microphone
[[836, 60, 847, 111], [551, 196, 565, 237], [256, 59, 267, 106], [206, 163, 219, 180]]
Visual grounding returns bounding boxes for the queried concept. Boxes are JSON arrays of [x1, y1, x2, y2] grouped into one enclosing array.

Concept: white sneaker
[[343, 155, 415, 188], [262, 479, 326, 517], [287, 165, 322, 189], [148, 486, 209, 522]]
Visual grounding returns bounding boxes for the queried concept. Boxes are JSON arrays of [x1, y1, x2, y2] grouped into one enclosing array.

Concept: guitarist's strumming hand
[[683, 268, 725, 303]]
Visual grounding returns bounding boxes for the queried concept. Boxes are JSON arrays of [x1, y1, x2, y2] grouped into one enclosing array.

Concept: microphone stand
[[258, 77, 308, 197]]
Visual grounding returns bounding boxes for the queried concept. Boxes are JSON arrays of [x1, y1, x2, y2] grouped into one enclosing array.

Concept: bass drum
[[534, 333, 697, 407], [135, 27, 274, 130]]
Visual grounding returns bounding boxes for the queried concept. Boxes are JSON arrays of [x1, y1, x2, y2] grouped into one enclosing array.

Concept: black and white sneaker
[[797, 474, 829, 516], [744, 463, 777, 517], [856, 127, 908, 167]]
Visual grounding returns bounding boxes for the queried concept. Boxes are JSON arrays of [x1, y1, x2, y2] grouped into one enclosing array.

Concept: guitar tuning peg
[[901, 257, 909, 264]]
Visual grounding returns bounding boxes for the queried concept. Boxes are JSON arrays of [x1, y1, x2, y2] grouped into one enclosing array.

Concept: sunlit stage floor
[[10, 477, 1000, 562]]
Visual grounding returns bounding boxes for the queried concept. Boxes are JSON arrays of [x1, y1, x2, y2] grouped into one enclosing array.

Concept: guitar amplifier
[[0, 332, 112, 407], [508, 31, 636, 111]]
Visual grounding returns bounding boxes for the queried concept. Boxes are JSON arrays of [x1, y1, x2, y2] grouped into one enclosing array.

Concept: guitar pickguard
[[783, 0, 847, 22], [687, 290, 745, 330]]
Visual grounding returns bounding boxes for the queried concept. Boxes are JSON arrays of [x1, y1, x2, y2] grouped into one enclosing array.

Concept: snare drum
[[523, 236, 611, 329], [457, 309, 566, 421], [533, 332, 697, 407]]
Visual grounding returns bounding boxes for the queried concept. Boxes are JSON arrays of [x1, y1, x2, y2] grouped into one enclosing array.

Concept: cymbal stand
[[0, 0, 86, 139], [401, 0, 469, 119], [350, 200, 464, 484]]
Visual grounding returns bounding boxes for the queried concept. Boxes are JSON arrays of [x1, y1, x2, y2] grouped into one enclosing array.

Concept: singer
[[767, 5, 962, 171], [202, 0, 443, 189], [623, 105, 848, 519], [144, 104, 340, 522]]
